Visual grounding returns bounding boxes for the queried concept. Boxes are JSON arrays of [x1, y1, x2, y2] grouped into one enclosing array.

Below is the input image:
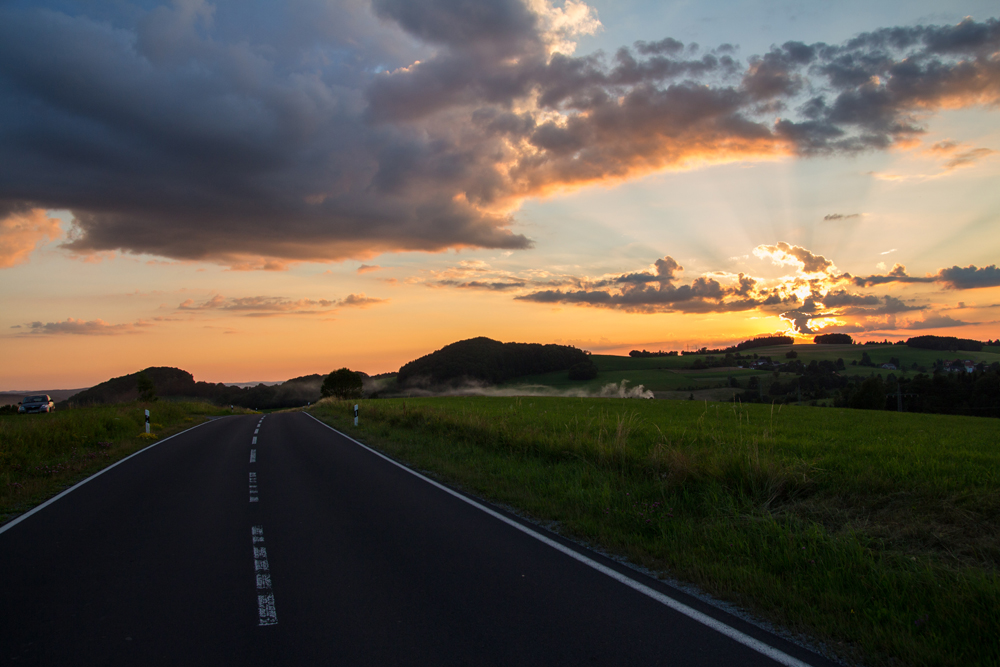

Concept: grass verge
[[309, 396, 999, 667], [0, 401, 236, 524]]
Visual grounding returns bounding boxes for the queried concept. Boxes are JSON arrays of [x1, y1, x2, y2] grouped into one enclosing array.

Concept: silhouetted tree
[[136, 371, 157, 402], [814, 333, 853, 345], [321, 368, 363, 400]]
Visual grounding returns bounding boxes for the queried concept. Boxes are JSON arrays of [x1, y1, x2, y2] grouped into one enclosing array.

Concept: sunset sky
[[2, 0, 999, 390]]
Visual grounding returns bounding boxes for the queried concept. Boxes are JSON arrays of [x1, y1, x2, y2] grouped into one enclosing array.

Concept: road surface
[[0, 412, 837, 666]]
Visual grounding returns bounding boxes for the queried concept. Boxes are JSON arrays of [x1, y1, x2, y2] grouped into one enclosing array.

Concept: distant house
[[947, 359, 976, 373], [881, 363, 896, 370]]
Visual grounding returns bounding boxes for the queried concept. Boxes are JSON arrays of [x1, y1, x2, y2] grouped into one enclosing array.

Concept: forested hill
[[64, 367, 325, 409], [397, 337, 588, 386]]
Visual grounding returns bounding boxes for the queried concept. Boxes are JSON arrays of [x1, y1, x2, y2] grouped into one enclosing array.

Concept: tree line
[[737, 359, 1000, 417]]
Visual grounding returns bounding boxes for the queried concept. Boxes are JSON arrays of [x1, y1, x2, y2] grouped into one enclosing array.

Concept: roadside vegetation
[[310, 396, 999, 667], [0, 401, 234, 524]]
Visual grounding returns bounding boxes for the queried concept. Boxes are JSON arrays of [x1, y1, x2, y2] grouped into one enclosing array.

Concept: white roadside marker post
[[354, 404, 359, 427], [145, 409, 150, 434]]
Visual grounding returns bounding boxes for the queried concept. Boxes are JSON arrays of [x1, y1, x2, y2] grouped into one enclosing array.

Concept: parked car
[[18, 395, 55, 414]]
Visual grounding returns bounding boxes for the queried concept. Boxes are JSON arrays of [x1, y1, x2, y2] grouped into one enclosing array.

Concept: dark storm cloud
[[0, 2, 998, 266], [854, 263, 1000, 289], [904, 314, 969, 329], [434, 279, 528, 290], [839, 295, 926, 315], [0, 1, 531, 264], [936, 264, 1000, 289]]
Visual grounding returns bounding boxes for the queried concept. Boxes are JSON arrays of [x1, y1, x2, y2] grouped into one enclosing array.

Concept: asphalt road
[[0, 412, 838, 666]]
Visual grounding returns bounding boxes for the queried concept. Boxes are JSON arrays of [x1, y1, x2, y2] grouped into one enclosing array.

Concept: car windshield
[[25, 395, 48, 403]]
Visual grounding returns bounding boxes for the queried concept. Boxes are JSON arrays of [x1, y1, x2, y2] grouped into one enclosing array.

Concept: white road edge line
[[304, 412, 815, 667], [0, 419, 215, 536]]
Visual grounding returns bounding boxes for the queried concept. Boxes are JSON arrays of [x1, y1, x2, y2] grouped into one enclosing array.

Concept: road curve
[[0, 412, 838, 666]]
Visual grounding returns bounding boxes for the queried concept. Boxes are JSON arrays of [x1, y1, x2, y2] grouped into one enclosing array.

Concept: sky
[[1, 0, 999, 390]]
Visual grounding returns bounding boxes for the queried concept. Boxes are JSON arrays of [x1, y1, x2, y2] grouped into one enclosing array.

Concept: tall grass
[[0, 401, 227, 521], [310, 396, 1000, 667]]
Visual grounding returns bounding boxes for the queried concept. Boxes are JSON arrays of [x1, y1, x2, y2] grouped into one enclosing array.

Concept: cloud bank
[[401, 241, 998, 335], [177, 293, 388, 316], [21, 318, 152, 335], [0, 2, 998, 267]]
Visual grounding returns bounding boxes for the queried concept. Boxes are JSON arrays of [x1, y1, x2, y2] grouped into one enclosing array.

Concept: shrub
[[568, 360, 599, 380], [850, 376, 886, 410]]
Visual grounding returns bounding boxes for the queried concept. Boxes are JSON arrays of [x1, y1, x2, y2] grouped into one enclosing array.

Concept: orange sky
[[1, 1, 998, 389]]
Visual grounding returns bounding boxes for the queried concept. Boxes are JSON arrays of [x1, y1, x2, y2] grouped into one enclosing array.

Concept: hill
[[396, 337, 588, 387], [65, 367, 324, 410]]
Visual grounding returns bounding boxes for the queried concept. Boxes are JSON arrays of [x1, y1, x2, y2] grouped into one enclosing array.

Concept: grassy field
[[502, 345, 1000, 396], [310, 396, 999, 667], [0, 401, 234, 524]]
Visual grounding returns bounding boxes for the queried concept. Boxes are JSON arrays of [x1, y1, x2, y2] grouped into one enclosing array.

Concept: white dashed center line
[[249, 472, 258, 502], [252, 436, 257, 445], [254, 429, 259, 434], [252, 526, 278, 626], [250, 449, 256, 463]]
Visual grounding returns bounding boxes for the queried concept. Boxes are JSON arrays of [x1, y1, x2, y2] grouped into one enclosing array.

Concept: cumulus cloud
[[23, 318, 152, 335], [516, 255, 784, 314], [0, 4, 998, 266], [753, 242, 835, 274], [0, 207, 62, 268]]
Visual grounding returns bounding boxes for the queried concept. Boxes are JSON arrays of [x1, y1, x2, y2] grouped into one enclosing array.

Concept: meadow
[[505, 344, 1000, 398], [0, 401, 231, 524], [310, 396, 999, 667]]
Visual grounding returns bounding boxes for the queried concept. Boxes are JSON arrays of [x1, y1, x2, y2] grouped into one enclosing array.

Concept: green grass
[[510, 356, 768, 393], [0, 401, 234, 523], [503, 346, 1000, 395], [310, 396, 1000, 667]]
